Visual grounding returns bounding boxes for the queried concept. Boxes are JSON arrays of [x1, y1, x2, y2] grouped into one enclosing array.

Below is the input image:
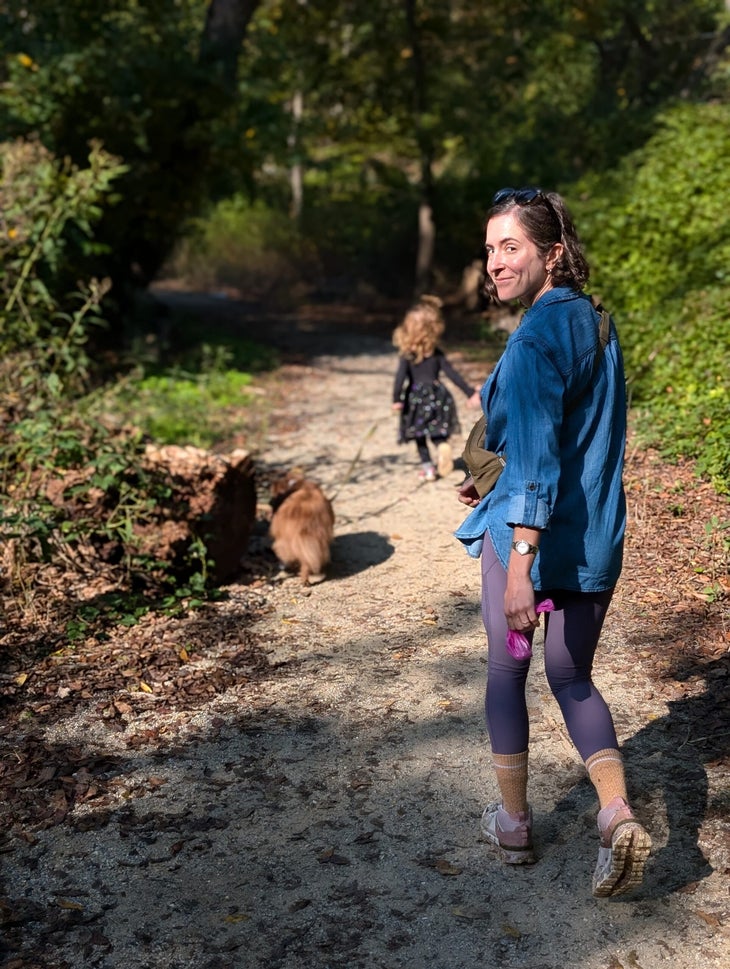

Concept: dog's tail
[[272, 523, 332, 581]]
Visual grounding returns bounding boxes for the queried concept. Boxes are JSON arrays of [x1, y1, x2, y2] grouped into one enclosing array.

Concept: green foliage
[[0, 0, 248, 304], [167, 196, 319, 300], [117, 367, 255, 448], [699, 515, 730, 601], [3, 0, 725, 309], [3, 409, 149, 566], [573, 100, 730, 492], [0, 132, 241, 608], [0, 395, 224, 602], [0, 138, 126, 366]]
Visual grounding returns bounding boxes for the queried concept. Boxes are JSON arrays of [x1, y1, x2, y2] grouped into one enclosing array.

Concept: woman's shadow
[[622, 650, 729, 896], [555, 649, 728, 897]]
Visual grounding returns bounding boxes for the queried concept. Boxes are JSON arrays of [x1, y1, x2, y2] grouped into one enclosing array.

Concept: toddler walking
[[392, 295, 480, 481]]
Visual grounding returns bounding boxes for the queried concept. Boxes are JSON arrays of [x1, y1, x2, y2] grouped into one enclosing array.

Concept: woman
[[455, 187, 651, 897]]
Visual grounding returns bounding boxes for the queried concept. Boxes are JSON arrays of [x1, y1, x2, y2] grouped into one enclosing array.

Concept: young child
[[392, 295, 481, 481]]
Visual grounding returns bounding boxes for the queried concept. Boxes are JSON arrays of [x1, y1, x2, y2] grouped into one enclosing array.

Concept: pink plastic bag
[[505, 599, 555, 660]]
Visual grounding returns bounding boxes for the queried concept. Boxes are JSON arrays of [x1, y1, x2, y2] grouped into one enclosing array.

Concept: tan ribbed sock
[[493, 750, 529, 814], [585, 748, 628, 808]]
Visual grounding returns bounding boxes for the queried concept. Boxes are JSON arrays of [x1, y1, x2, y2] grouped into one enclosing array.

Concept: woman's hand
[[457, 475, 481, 507], [392, 402, 404, 412], [466, 390, 481, 409], [504, 572, 537, 632]]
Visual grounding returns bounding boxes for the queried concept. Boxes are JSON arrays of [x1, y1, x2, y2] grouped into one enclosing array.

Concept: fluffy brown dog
[[269, 472, 335, 584]]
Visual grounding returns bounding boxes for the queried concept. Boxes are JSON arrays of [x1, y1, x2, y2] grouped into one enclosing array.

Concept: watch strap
[[512, 539, 539, 556]]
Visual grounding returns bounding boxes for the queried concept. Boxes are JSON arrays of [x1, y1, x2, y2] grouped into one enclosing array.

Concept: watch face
[[513, 540, 535, 555]]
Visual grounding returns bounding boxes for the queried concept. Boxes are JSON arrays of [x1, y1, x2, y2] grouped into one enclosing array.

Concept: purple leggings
[[481, 536, 619, 761]]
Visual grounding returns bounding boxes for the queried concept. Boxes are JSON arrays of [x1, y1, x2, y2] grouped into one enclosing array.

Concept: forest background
[[0, 0, 729, 607]]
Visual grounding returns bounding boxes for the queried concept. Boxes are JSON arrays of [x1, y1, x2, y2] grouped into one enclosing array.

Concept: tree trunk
[[288, 89, 304, 221], [405, 0, 436, 296], [415, 197, 435, 296], [200, 0, 262, 91]]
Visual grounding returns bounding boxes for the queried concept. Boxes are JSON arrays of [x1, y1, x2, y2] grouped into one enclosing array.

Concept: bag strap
[[565, 303, 611, 414], [594, 303, 610, 357]]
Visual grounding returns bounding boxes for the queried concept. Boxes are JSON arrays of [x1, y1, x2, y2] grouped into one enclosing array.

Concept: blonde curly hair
[[392, 295, 445, 364]]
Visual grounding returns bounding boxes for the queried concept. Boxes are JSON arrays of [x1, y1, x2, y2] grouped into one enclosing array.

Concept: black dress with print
[[393, 349, 475, 442]]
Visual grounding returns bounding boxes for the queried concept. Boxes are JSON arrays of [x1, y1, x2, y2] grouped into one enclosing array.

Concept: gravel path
[[2, 303, 727, 969]]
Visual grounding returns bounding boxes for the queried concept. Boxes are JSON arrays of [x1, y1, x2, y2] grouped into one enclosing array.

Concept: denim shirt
[[454, 287, 626, 592]]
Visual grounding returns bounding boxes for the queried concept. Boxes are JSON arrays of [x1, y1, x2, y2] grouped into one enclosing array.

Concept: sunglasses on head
[[491, 187, 544, 205]]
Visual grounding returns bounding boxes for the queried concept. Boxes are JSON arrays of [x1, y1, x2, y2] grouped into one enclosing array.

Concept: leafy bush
[[0, 138, 125, 374], [115, 367, 255, 449], [0, 137, 212, 607], [573, 100, 730, 492], [0, 2, 228, 303], [166, 196, 319, 304]]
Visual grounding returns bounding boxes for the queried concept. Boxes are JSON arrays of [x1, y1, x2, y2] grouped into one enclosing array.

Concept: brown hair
[[483, 189, 590, 301], [392, 295, 445, 364]]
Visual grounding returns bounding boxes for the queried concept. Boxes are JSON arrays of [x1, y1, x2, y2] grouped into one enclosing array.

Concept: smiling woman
[[483, 187, 589, 307], [456, 187, 652, 898], [485, 209, 558, 307]]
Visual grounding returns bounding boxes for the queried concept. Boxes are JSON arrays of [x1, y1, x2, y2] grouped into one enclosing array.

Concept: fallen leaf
[[56, 898, 84, 911], [435, 858, 462, 876], [451, 905, 490, 920], [694, 909, 722, 928], [317, 847, 351, 865], [139, 681, 153, 693]]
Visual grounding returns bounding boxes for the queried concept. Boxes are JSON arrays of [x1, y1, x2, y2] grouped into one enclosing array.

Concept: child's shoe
[[436, 441, 454, 477], [418, 463, 437, 482], [480, 803, 535, 865], [592, 796, 651, 897]]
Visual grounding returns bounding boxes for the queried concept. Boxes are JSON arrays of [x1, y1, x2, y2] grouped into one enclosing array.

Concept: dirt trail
[[2, 300, 728, 969]]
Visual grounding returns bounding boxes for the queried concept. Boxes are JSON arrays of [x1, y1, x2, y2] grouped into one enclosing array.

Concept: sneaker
[[592, 797, 652, 898], [436, 442, 454, 477], [480, 802, 535, 865], [418, 464, 437, 482]]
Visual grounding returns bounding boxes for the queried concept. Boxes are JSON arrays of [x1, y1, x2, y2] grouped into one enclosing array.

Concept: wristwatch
[[512, 539, 539, 556]]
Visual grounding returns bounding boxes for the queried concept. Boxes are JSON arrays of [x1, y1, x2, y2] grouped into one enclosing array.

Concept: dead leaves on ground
[[0, 587, 278, 834], [0, 440, 727, 843]]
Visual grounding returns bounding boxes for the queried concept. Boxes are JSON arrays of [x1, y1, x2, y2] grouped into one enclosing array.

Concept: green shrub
[[117, 367, 255, 448], [0, 137, 215, 604], [573, 100, 730, 492], [0, 138, 125, 402], [167, 196, 319, 302]]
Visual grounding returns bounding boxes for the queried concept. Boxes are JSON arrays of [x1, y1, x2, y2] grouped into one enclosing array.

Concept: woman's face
[[485, 211, 560, 307]]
